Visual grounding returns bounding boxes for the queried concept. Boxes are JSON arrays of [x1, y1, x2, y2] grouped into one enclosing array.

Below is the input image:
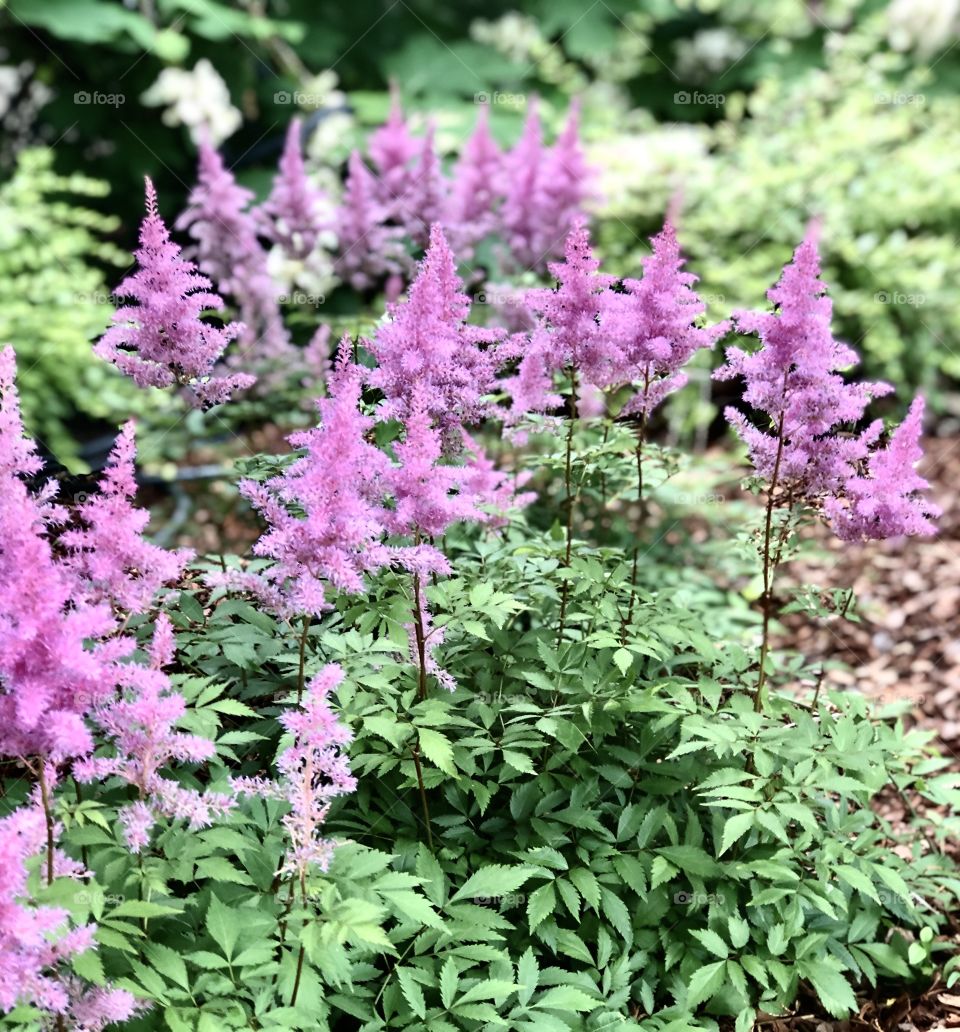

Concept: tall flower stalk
[[602, 220, 726, 627], [716, 228, 935, 709], [514, 220, 615, 640]]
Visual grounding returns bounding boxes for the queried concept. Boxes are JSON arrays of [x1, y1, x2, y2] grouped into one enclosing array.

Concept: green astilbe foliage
[[100, 424, 952, 1032], [0, 148, 136, 469]]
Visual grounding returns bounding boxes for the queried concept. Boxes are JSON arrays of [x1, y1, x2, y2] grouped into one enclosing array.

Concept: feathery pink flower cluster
[[716, 230, 891, 496], [233, 664, 355, 878], [606, 221, 728, 417], [718, 230, 938, 540], [825, 396, 941, 540], [499, 99, 594, 272], [97, 179, 256, 408], [368, 86, 421, 217], [62, 422, 192, 614], [367, 224, 505, 438], [257, 118, 331, 260], [239, 342, 394, 618], [185, 96, 590, 314], [447, 104, 501, 261], [178, 142, 292, 368], [0, 348, 120, 762], [385, 395, 482, 542], [506, 219, 615, 420], [73, 616, 232, 853], [0, 803, 141, 1026], [506, 218, 725, 429], [335, 150, 408, 291]]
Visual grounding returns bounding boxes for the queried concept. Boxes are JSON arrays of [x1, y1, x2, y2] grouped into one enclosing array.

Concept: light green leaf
[[418, 727, 456, 775]]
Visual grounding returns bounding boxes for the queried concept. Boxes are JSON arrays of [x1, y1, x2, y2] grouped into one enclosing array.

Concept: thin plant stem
[[557, 367, 579, 644], [37, 760, 55, 886], [755, 412, 787, 713], [623, 410, 648, 637], [36, 760, 65, 1032], [289, 872, 308, 1007], [412, 573, 429, 702], [411, 744, 434, 851], [296, 614, 310, 704]]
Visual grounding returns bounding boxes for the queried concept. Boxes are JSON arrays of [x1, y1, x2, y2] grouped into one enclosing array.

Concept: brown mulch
[[756, 436, 960, 1030], [776, 436, 960, 758]]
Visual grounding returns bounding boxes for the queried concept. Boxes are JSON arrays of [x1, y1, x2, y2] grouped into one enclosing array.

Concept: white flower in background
[[142, 58, 241, 146], [675, 28, 749, 82], [267, 242, 338, 302], [887, 0, 960, 56], [592, 126, 709, 219], [472, 12, 543, 64]]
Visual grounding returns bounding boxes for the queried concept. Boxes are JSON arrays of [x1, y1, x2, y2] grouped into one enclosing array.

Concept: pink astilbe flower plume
[[256, 117, 330, 260], [499, 99, 545, 272], [605, 219, 727, 417], [507, 218, 615, 419], [826, 396, 941, 541], [399, 122, 448, 247], [335, 151, 406, 291], [233, 664, 355, 878], [369, 83, 419, 215], [715, 230, 893, 498], [73, 615, 231, 853], [0, 348, 116, 762], [177, 143, 291, 368], [97, 178, 255, 407], [237, 340, 393, 618], [460, 431, 535, 528], [447, 103, 501, 260], [385, 394, 482, 546], [62, 422, 192, 614], [0, 807, 97, 1015], [536, 97, 594, 261], [368, 223, 505, 440]]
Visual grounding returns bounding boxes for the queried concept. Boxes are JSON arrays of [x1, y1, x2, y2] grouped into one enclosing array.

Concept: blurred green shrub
[[0, 148, 138, 469], [595, 31, 960, 405]]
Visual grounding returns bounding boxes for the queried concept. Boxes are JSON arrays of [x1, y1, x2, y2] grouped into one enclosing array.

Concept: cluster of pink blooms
[[717, 229, 939, 541], [181, 94, 590, 310], [234, 227, 534, 696], [256, 118, 330, 260], [234, 664, 356, 879], [97, 179, 256, 408], [366, 224, 507, 438], [0, 345, 230, 1019], [604, 221, 728, 418], [177, 142, 292, 370], [353, 94, 592, 279], [507, 218, 724, 425], [73, 615, 234, 853]]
